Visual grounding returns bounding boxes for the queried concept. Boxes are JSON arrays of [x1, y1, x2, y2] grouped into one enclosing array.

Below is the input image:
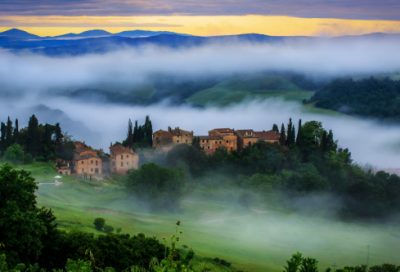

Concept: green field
[[10, 162, 398, 272], [185, 75, 315, 107]]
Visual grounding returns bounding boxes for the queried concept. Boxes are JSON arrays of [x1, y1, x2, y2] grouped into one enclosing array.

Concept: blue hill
[[56, 29, 112, 38], [0, 28, 41, 39]]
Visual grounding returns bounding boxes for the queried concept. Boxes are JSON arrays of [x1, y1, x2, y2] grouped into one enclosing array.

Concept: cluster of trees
[[93, 217, 121, 234], [150, 118, 400, 220], [0, 115, 75, 163], [116, 116, 153, 150], [306, 77, 400, 121], [0, 164, 166, 271]]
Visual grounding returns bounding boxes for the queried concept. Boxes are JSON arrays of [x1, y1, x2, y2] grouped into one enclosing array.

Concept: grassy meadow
[[7, 161, 398, 272]]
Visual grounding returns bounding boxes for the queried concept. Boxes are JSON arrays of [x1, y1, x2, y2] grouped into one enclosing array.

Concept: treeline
[[0, 115, 75, 162], [114, 116, 153, 150], [306, 77, 400, 121], [145, 118, 400, 220]]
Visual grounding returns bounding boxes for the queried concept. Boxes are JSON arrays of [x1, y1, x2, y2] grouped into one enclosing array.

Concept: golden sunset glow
[[1, 15, 400, 37]]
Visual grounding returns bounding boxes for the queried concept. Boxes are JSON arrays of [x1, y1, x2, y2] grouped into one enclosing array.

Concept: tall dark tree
[[133, 120, 139, 143], [296, 119, 303, 147], [291, 125, 296, 147], [272, 124, 279, 133], [0, 122, 6, 156], [44, 124, 53, 158], [279, 123, 286, 146], [126, 119, 133, 148], [326, 130, 336, 152], [54, 123, 63, 156], [144, 115, 153, 146], [5, 116, 13, 149], [321, 130, 328, 154], [27, 114, 39, 157], [13, 118, 19, 144], [287, 118, 294, 146]]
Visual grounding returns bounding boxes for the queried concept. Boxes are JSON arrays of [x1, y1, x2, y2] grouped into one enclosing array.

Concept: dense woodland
[[0, 115, 76, 162], [130, 118, 400, 220], [307, 77, 400, 121]]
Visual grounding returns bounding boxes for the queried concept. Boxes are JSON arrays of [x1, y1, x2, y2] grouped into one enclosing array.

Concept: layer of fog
[[0, 37, 400, 94], [1, 97, 399, 168]]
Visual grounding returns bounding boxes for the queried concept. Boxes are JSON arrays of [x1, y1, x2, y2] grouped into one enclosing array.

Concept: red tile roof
[[255, 130, 280, 140]]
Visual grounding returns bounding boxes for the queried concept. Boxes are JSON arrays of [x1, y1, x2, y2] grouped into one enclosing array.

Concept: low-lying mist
[[1, 96, 399, 168], [0, 37, 400, 94]]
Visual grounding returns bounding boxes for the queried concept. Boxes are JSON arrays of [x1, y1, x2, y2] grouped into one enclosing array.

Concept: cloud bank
[[1, 0, 400, 20]]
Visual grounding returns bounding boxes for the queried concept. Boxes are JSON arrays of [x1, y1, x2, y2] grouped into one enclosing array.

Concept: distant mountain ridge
[[0, 28, 190, 39]]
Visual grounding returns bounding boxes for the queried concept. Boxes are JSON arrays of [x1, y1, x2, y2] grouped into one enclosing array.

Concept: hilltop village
[[57, 127, 280, 176]]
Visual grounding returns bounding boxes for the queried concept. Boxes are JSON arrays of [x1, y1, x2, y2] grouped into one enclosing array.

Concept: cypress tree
[[287, 118, 293, 146], [291, 125, 296, 147], [321, 131, 328, 154], [0, 122, 6, 156], [13, 119, 19, 144], [44, 124, 52, 158], [27, 114, 39, 157], [54, 123, 63, 156], [326, 130, 335, 152], [145, 115, 153, 146], [296, 119, 302, 147], [272, 124, 279, 133], [133, 120, 138, 143], [126, 119, 133, 148], [279, 123, 286, 146], [5, 117, 13, 149]]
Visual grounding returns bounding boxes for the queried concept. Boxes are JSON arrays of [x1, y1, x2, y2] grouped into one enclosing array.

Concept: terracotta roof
[[75, 154, 97, 161], [255, 130, 280, 140], [110, 144, 133, 155], [211, 128, 235, 133], [74, 147, 91, 154]]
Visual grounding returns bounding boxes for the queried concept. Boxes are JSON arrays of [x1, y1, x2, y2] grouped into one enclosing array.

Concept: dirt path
[[86, 208, 161, 222], [38, 181, 63, 186]]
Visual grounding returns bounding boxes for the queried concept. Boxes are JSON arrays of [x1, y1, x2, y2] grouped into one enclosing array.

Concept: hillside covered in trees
[[306, 77, 400, 121]]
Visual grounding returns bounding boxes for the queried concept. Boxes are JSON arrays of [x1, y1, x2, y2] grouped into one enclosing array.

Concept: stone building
[[236, 129, 280, 150], [198, 128, 238, 155], [153, 127, 194, 152], [109, 144, 139, 175], [73, 148, 102, 175]]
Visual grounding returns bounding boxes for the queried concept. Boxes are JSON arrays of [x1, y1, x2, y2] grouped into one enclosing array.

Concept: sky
[[0, 0, 400, 36]]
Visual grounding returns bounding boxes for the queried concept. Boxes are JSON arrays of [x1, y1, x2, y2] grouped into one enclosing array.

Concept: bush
[[116, 228, 121, 234], [103, 225, 114, 233], [93, 218, 105, 231], [35, 156, 46, 162], [23, 154, 34, 165], [4, 144, 23, 162]]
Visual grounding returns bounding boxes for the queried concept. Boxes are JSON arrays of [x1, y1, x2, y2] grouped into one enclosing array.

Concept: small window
[[202, 140, 205, 143], [186, 139, 188, 143], [127, 162, 129, 165], [121, 162, 123, 167], [231, 147, 233, 150], [207, 140, 209, 143], [81, 161, 84, 164], [208, 146, 210, 149], [186, 134, 188, 136], [226, 140, 229, 143], [177, 140, 179, 143], [219, 141, 221, 144], [215, 141, 217, 144], [91, 168, 93, 172], [127, 155, 129, 158], [82, 168, 84, 172], [96, 161, 98, 166], [248, 142, 252, 146], [121, 155, 123, 159], [91, 160, 93, 164]]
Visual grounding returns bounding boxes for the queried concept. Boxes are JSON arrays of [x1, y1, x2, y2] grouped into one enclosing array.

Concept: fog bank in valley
[[0, 97, 399, 168]]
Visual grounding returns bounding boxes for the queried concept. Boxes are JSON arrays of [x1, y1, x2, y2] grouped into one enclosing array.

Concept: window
[[96, 161, 98, 166], [202, 140, 205, 143], [186, 134, 188, 136], [82, 168, 84, 172], [121, 162, 123, 167], [186, 139, 188, 143], [91, 168, 93, 172], [121, 155, 123, 159], [219, 141, 221, 144], [127, 162, 129, 165], [81, 161, 84, 164], [226, 140, 229, 143], [248, 142, 252, 146], [208, 146, 210, 149], [177, 140, 179, 143], [127, 155, 129, 158], [91, 160, 93, 164], [207, 140, 209, 143], [231, 147, 233, 150], [215, 141, 217, 144]]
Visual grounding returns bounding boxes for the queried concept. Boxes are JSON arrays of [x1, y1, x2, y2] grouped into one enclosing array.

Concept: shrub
[[103, 225, 114, 233], [93, 218, 105, 231], [35, 156, 46, 162], [116, 228, 122, 234], [4, 144, 23, 162], [23, 153, 34, 165]]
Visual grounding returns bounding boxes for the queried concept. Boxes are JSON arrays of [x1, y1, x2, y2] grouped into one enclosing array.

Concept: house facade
[[198, 128, 238, 155], [73, 148, 102, 175], [109, 145, 139, 175]]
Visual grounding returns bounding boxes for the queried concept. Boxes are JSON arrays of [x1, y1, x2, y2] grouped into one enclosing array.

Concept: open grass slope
[[186, 75, 315, 107], [4, 161, 400, 272]]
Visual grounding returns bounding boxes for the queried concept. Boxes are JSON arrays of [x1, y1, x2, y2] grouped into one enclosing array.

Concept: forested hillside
[[307, 77, 400, 121]]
